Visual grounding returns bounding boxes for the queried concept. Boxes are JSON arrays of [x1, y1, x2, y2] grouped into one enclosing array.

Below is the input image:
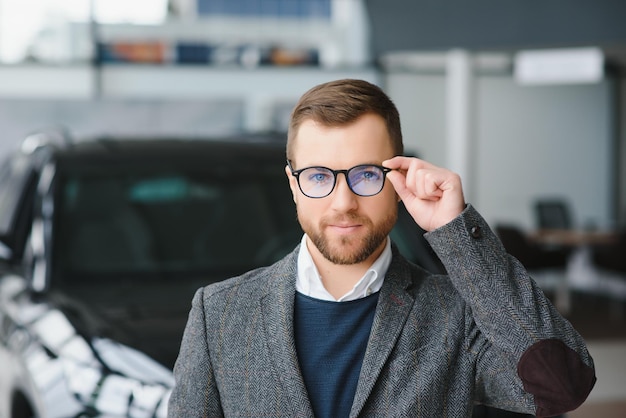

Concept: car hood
[[49, 277, 210, 370]]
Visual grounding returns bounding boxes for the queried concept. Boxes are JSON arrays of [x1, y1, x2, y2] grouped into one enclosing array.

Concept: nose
[[329, 172, 358, 211]]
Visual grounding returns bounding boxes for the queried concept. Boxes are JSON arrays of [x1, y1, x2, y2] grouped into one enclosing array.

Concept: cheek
[[296, 199, 322, 219], [368, 192, 399, 219], [383, 181, 399, 200], [383, 184, 401, 205]]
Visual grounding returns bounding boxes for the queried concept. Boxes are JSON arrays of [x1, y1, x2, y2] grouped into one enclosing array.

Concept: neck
[[306, 237, 386, 300]]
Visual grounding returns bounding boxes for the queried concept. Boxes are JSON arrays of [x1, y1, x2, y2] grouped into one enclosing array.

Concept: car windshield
[[52, 158, 302, 285]]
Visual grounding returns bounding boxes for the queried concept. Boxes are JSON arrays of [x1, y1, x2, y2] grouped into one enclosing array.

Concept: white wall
[[0, 66, 380, 154], [385, 72, 614, 230], [477, 76, 613, 230], [0, 98, 245, 156], [384, 73, 447, 164]]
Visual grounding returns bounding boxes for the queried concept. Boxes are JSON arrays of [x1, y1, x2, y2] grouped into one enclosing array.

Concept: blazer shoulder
[[390, 250, 463, 309], [390, 246, 453, 289], [198, 246, 298, 303]]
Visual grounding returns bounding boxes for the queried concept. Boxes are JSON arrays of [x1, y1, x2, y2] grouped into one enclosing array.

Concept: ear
[[285, 165, 299, 204]]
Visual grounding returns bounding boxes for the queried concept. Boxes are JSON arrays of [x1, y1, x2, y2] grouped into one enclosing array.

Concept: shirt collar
[[296, 234, 391, 302]]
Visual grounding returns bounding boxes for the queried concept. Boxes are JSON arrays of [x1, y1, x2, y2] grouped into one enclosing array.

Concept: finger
[[416, 168, 446, 201], [383, 156, 431, 171]]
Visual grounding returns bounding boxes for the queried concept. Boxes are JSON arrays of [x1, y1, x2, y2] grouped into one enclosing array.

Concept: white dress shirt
[[295, 234, 392, 302]]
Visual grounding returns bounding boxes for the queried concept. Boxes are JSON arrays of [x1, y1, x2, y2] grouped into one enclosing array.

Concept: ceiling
[[365, 0, 626, 71]]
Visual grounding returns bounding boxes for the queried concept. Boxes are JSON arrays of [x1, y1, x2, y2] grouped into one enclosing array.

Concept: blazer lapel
[[260, 248, 314, 417], [350, 255, 416, 417]]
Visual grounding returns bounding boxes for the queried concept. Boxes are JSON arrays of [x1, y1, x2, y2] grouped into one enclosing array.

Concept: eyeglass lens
[[298, 165, 387, 198]]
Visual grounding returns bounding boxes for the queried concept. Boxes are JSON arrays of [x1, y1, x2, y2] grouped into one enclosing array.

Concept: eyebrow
[[299, 161, 386, 169]]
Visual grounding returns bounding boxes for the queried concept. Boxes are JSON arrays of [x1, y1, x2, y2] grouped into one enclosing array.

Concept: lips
[[325, 219, 364, 235], [324, 214, 365, 229], [330, 222, 361, 228], [329, 224, 361, 234]]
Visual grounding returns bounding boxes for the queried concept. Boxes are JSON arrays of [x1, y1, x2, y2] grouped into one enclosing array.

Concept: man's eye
[[353, 167, 381, 183], [310, 173, 331, 183]]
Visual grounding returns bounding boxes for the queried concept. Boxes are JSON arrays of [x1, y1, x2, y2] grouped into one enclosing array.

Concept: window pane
[[197, 0, 331, 18], [93, 0, 167, 24], [53, 158, 302, 282], [0, 0, 167, 63], [0, 0, 90, 63]]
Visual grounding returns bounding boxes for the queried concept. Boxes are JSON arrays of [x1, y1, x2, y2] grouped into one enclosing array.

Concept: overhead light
[[514, 47, 604, 85]]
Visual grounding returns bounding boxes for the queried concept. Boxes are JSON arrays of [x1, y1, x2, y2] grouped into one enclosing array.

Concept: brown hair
[[286, 79, 403, 161]]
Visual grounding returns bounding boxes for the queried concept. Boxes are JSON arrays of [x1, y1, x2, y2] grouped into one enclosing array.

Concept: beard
[[298, 208, 397, 265]]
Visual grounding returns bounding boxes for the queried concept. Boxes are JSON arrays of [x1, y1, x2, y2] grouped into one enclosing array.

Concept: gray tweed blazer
[[168, 205, 595, 418]]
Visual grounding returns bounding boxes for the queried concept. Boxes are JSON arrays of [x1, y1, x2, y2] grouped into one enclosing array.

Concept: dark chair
[[592, 229, 626, 274], [495, 224, 570, 270], [534, 199, 573, 230]]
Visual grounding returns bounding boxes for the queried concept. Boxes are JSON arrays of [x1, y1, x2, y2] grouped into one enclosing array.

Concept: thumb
[[386, 170, 414, 203]]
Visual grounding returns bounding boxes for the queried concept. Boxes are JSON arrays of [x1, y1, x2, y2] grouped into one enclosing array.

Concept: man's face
[[286, 113, 398, 265]]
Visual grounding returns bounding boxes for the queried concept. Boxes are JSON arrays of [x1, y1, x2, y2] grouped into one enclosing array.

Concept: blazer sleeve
[[424, 204, 596, 417], [168, 287, 224, 418]]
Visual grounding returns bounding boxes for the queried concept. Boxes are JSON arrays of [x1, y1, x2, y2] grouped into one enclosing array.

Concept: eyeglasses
[[287, 160, 391, 198]]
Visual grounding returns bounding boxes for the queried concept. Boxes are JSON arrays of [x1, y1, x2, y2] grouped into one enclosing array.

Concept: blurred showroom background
[[0, 0, 626, 416]]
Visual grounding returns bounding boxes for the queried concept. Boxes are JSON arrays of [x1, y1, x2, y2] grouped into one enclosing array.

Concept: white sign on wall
[[514, 47, 604, 85]]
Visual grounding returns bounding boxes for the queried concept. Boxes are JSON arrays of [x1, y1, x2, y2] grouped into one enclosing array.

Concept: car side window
[[0, 156, 37, 256], [53, 165, 303, 281]]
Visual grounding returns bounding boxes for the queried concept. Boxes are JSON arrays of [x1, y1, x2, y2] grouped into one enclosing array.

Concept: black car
[[0, 130, 448, 417]]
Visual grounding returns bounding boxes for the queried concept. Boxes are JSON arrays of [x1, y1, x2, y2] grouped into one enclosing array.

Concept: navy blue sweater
[[294, 292, 379, 418]]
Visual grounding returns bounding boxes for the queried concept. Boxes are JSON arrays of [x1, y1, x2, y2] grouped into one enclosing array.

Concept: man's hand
[[383, 156, 466, 232]]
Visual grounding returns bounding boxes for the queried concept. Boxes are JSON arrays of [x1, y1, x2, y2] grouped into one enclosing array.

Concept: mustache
[[320, 212, 369, 226]]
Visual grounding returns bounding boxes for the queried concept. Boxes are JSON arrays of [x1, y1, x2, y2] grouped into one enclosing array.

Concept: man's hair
[[286, 79, 403, 161]]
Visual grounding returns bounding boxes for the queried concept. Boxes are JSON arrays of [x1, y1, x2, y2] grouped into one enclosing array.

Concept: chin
[[323, 240, 377, 265]]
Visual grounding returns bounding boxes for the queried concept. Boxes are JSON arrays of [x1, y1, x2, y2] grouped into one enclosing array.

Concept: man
[[168, 79, 595, 417]]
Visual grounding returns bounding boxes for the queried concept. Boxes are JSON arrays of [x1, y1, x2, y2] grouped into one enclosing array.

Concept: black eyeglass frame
[[287, 160, 392, 198]]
